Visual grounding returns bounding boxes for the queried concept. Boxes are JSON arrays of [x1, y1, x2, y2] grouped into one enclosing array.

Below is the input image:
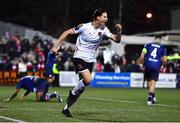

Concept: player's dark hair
[[93, 8, 107, 20], [155, 35, 162, 39], [18, 72, 26, 78], [43, 72, 54, 79]]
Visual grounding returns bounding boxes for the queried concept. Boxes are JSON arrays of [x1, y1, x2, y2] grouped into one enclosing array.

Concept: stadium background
[[0, 0, 180, 122]]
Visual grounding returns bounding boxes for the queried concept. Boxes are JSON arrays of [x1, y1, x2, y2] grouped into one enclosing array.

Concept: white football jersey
[[73, 22, 112, 62]]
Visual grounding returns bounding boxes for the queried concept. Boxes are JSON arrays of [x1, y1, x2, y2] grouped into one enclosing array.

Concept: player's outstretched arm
[[110, 24, 122, 43], [4, 89, 20, 102], [139, 51, 146, 71], [3, 98, 10, 102], [20, 91, 31, 100], [51, 28, 75, 54], [36, 93, 39, 101], [162, 56, 167, 65]]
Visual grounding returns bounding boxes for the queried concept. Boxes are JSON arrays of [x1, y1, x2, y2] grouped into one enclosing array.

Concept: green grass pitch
[[0, 86, 180, 122]]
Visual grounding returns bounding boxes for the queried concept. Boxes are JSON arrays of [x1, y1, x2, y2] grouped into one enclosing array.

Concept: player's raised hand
[[3, 98, 10, 102], [139, 64, 145, 71], [51, 46, 58, 54], [20, 95, 25, 101], [115, 24, 122, 33], [160, 65, 166, 73]]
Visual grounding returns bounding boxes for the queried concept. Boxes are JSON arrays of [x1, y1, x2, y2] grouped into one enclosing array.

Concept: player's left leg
[[150, 70, 159, 104], [147, 80, 153, 105], [66, 79, 86, 108], [36, 92, 45, 101], [62, 70, 91, 117], [147, 80, 156, 105], [36, 92, 62, 102], [149, 80, 157, 104], [62, 58, 93, 117], [48, 91, 63, 102], [147, 69, 159, 106]]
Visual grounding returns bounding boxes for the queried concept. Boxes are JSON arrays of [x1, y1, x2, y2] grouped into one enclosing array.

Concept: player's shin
[[39, 93, 51, 101], [49, 93, 57, 99], [39, 96, 46, 101], [147, 92, 154, 102], [65, 87, 85, 109], [62, 88, 84, 117], [71, 79, 85, 95]]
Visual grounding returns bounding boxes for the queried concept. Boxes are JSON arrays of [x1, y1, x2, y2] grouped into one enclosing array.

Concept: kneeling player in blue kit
[[4, 51, 62, 102], [3, 75, 62, 102]]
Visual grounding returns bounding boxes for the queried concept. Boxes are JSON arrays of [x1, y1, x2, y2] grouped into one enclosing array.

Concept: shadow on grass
[[73, 111, 123, 122]]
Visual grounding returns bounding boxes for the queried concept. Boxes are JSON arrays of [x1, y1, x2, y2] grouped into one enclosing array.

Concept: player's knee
[[39, 96, 46, 101], [36, 94, 46, 102], [83, 78, 91, 86], [80, 87, 85, 93]]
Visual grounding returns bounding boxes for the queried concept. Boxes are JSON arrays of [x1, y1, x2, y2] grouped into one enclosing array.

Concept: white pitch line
[[0, 108, 58, 111], [82, 96, 180, 108], [63, 95, 180, 108], [0, 115, 26, 123], [83, 97, 139, 104], [154, 103, 180, 108]]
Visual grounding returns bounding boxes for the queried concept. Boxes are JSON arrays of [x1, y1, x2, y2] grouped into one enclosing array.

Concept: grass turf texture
[[0, 86, 180, 122]]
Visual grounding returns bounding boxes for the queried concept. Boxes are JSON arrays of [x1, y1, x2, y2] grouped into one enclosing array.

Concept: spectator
[[95, 60, 104, 72], [113, 63, 121, 73], [127, 59, 142, 72], [18, 58, 27, 77]]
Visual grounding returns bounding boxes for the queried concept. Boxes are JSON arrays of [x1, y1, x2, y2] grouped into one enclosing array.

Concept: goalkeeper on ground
[[3, 52, 62, 102]]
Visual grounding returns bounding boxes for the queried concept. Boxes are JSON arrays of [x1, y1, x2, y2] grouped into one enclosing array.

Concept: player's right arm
[[139, 47, 147, 64], [20, 90, 31, 101], [110, 24, 122, 43], [160, 47, 168, 69], [51, 28, 75, 54], [4, 89, 20, 102], [160, 47, 168, 72], [162, 47, 168, 65], [162, 56, 167, 65], [36, 93, 39, 101], [139, 45, 148, 71]]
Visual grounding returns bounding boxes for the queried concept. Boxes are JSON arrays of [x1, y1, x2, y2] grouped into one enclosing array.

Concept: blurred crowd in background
[[0, 32, 179, 74]]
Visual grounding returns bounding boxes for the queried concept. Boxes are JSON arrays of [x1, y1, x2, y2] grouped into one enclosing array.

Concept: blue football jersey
[[143, 42, 167, 70], [35, 78, 50, 93], [16, 76, 39, 92]]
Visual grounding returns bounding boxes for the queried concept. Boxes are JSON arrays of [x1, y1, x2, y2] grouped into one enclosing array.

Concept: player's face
[[158, 38, 162, 43], [97, 12, 108, 26], [155, 38, 162, 43], [47, 77, 55, 83]]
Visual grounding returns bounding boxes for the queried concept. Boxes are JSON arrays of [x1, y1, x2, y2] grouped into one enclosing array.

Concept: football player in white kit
[[51, 8, 122, 117]]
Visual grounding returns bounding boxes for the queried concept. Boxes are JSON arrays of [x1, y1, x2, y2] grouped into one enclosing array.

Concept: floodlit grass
[[0, 86, 180, 122]]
